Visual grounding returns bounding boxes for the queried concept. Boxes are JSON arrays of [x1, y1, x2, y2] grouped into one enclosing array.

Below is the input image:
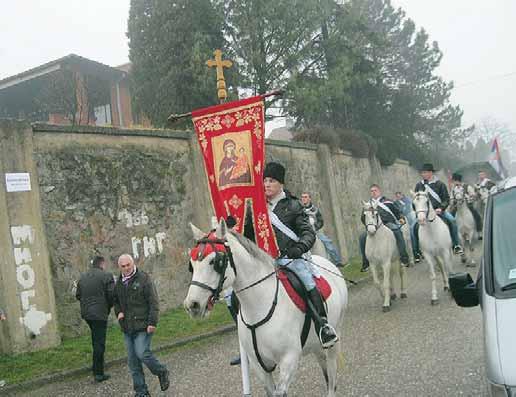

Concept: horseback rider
[[450, 173, 483, 239], [475, 170, 496, 194], [359, 184, 410, 272], [244, 162, 339, 349], [412, 163, 463, 262], [300, 192, 345, 267]]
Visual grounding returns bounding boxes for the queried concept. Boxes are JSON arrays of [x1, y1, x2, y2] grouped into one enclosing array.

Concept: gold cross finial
[[206, 49, 232, 103]]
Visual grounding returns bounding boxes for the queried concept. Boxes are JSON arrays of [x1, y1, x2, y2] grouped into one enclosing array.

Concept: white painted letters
[[10, 225, 52, 335]]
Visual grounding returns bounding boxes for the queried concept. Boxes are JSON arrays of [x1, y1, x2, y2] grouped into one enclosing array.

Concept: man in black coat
[[413, 163, 463, 262], [244, 162, 339, 349], [114, 254, 169, 396], [359, 184, 410, 271], [76, 256, 114, 382]]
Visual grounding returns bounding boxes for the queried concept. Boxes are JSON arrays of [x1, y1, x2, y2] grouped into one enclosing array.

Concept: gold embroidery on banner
[[193, 102, 264, 134], [228, 194, 243, 210], [254, 161, 261, 174], [257, 213, 271, 252], [209, 174, 215, 184]]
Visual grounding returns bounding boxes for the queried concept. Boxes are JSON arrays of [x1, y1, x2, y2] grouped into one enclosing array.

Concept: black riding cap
[[452, 173, 463, 182], [263, 162, 286, 184], [420, 163, 436, 172]]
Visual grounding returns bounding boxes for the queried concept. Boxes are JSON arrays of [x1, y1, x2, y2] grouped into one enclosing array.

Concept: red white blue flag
[[489, 137, 508, 179]]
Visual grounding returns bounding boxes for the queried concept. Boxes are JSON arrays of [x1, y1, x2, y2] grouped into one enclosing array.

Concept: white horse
[[411, 190, 454, 304], [311, 235, 329, 259], [451, 185, 477, 266], [184, 220, 348, 397], [362, 201, 408, 311]]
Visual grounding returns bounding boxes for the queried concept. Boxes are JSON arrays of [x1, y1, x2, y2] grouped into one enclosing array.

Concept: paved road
[[15, 250, 487, 397]]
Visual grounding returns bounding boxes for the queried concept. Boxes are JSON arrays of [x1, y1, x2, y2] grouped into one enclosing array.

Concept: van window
[[492, 188, 516, 296]]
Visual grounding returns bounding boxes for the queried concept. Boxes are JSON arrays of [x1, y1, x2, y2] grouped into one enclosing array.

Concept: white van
[[450, 177, 516, 397]]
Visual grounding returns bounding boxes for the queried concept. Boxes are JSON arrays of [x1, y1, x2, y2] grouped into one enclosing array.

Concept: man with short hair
[[476, 170, 496, 191], [413, 163, 463, 262], [76, 255, 114, 383], [300, 192, 345, 267], [114, 254, 169, 396], [359, 184, 410, 272], [244, 162, 339, 348]]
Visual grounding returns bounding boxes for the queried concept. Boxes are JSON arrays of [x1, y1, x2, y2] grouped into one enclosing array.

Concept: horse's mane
[[229, 231, 275, 265]]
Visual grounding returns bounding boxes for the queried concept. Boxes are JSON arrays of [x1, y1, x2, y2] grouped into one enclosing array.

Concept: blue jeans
[[276, 258, 316, 290], [317, 232, 343, 265], [124, 331, 166, 394]]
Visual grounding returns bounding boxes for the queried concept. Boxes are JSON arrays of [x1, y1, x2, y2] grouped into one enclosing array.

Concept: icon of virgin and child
[[218, 138, 252, 188]]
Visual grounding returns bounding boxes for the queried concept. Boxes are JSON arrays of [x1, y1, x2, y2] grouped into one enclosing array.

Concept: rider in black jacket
[[413, 163, 463, 262], [243, 162, 338, 349]]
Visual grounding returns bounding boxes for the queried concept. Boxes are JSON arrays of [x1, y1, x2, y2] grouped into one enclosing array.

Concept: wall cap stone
[[265, 138, 319, 151], [32, 123, 191, 140]]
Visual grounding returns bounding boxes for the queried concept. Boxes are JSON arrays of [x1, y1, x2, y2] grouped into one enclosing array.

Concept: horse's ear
[[362, 200, 368, 207], [409, 189, 416, 198], [190, 223, 205, 241], [210, 216, 218, 230], [216, 218, 227, 239]]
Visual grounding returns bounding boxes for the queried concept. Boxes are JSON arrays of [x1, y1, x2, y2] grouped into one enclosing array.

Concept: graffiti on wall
[[11, 225, 52, 335]]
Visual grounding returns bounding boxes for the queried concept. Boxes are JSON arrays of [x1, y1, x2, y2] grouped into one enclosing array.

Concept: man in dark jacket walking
[[76, 256, 114, 382], [114, 254, 169, 397]]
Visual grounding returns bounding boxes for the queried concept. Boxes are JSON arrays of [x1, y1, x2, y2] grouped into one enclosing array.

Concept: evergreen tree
[[128, 0, 232, 127]]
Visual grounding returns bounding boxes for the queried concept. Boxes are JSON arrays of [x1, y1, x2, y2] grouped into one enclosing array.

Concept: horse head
[[411, 190, 434, 225], [452, 184, 466, 204], [184, 219, 237, 318], [362, 200, 382, 235]]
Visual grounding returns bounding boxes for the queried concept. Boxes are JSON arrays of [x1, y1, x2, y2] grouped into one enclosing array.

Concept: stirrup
[[319, 323, 339, 349]]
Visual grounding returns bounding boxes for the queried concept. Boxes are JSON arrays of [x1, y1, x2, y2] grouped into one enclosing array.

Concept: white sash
[[423, 183, 442, 204], [374, 200, 397, 222], [268, 210, 300, 242]]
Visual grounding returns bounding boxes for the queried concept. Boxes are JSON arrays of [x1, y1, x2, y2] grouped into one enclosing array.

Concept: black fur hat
[[263, 162, 285, 184]]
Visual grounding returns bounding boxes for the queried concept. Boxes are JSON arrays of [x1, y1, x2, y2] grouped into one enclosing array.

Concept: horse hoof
[[390, 294, 397, 300], [431, 299, 439, 305], [443, 286, 449, 292], [461, 257, 467, 264], [400, 293, 408, 299], [382, 306, 390, 312]]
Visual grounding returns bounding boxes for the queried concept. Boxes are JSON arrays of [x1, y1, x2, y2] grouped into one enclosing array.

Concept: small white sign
[[5, 173, 31, 192], [509, 269, 516, 279]]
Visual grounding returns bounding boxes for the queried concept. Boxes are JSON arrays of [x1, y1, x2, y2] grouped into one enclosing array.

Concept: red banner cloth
[[191, 96, 279, 258]]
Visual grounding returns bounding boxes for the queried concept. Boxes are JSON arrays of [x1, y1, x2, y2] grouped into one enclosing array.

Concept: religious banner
[[191, 95, 279, 257]]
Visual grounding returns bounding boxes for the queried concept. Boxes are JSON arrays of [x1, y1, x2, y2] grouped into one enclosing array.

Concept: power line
[[455, 71, 516, 89]]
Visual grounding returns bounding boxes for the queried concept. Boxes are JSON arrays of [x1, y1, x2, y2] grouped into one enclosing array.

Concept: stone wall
[[0, 120, 425, 347]]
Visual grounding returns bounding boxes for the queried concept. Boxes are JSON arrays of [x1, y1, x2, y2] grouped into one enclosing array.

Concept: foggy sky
[[1, 0, 515, 135]]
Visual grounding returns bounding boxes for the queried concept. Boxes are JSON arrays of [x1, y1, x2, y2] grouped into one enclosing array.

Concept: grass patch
[[0, 304, 232, 385], [342, 256, 368, 281]]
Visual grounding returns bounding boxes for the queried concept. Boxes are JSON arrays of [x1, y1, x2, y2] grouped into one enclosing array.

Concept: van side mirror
[[449, 272, 479, 308]]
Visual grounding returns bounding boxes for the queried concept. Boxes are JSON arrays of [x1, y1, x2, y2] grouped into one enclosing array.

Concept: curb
[[3, 324, 236, 395]]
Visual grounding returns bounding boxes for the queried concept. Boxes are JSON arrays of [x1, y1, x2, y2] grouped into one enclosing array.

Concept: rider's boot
[[307, 288, 339, 349]]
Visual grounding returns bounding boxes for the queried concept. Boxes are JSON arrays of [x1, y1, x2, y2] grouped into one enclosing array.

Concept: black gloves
[[287, 246, 304, 259]]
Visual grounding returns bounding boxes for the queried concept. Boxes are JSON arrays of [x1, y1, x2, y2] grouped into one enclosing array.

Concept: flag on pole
[[489, 137, 508, 179], [191, 95, 279, 258]]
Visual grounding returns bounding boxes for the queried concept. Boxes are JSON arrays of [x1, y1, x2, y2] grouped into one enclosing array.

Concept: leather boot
[[307, 288, 339, 349]]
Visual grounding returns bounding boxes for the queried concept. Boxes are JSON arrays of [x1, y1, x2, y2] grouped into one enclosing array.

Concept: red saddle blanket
[[277, 270, 332, 313]]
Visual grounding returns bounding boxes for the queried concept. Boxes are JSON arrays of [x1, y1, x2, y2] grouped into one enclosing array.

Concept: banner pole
[[239, 337, 252, 396]]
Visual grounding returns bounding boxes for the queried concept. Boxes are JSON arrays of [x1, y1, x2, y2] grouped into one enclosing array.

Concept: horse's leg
[[436, 255, 449, 291], [249, 360, 275, 396], [400, 263, 408, 298], [382, 261, 391, 311], [370, 263, 383, 299], [274, 351, 301, 397], [389, 266, 396, 300], [426, 254, 439, 304], [314, 351, 329, 392], [325, 345, 339, 397]]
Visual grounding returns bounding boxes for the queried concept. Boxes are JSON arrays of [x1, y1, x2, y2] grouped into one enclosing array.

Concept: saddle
[[277, 267, 332, 349], [277, 268, 332, 313]]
